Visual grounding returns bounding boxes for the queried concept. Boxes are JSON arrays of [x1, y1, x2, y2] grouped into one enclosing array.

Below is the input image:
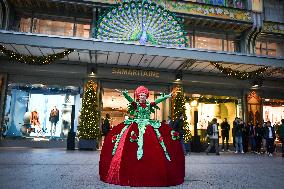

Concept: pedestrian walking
[[206, 118, 220, 155]]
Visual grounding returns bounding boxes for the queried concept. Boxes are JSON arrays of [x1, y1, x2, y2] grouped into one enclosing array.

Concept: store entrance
[[2, 83, 82, 140], [185, 94, 240, 143]]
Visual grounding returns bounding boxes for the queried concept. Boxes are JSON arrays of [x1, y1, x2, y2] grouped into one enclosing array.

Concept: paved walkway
[[0, 148, 283, 189]]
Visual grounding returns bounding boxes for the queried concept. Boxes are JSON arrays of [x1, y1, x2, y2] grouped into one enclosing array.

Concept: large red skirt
[[99, 122, 185, 187]]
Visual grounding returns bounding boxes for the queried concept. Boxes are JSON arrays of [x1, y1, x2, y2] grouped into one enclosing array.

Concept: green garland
[[187, 97, 238, 104], [0, 45, 74, 65], [263, 101, 284, 106], [210, 61, 268, 80]]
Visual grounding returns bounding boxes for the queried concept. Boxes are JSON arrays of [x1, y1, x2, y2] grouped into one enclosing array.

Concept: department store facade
[[0, 0, 284, 143]]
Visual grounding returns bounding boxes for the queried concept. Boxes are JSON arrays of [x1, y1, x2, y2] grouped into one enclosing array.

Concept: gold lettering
[[111, 67, 159, 78], [122, 69, 128, 75], [132, 70, 137, 76], [112, 68, 117, 74], [155, 72, 160, 78], [143, 71, 148, 77]]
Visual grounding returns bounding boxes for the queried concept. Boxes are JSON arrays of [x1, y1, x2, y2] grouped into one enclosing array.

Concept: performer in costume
[[100, 86, 185, 187]]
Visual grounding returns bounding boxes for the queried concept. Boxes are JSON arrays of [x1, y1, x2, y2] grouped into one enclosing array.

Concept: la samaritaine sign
[[112, 68, 160, 78]]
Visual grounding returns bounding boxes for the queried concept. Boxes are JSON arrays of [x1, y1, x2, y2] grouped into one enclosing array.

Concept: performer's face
[[139, 93, 147, 102]]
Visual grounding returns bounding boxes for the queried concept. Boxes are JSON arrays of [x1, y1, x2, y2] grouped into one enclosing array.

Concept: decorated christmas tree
[[78, 80, 101, 140], [173, 86, 191, 142]]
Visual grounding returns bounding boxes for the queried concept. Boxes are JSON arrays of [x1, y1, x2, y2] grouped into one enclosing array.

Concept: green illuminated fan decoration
[[96, 0, 188, 47]]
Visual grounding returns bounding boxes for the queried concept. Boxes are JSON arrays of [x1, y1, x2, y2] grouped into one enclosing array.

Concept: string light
[[187, 97, 238, 104], [0, 45, 74, 65], [210, 61, 268, 80]]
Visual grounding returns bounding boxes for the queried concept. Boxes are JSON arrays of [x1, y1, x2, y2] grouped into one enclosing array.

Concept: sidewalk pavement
[[0, 147, 284, 189]]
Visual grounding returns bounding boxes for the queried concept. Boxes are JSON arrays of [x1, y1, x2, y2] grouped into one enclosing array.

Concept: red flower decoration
[[112, 135, 117, 143], [159, 136, 163, 142], [173, 131, 179, 137], [131, 135, 138, 141], [130, 131, 138, 142]]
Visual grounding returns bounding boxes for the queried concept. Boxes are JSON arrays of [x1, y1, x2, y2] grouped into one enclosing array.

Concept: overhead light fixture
[[90, 67, 96, 76], [251, 79, 263, 89], [175, 72, 183, 81], [192, 94, 201, 98], [190, 99, 198, 107]]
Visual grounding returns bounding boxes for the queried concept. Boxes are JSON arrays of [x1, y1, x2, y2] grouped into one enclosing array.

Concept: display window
[[101, 88, 168, 128], [3, 83, 82, 140], [263, 106, 284, 124], [263, 105, 284, 143]]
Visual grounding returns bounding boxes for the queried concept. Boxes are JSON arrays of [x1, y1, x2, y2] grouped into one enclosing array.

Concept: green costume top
[[112, 90, 172, 161]]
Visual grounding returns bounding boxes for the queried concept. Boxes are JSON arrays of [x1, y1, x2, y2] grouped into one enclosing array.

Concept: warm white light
[[252, 84, 259, 88], [192, 94, 201, 98], [190, 100, 198, 107]]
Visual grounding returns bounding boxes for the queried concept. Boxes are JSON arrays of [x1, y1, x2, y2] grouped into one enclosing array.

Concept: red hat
[[135, 86, 149, 99]]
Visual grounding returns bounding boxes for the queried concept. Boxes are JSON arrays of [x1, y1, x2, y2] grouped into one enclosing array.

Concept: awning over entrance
[[1, 30, 284, 79]]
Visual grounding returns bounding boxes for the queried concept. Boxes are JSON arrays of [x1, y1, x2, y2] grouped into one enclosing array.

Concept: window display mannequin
[[49, 106, 59, 137], [99, 86, 185, 187], [30, 109, 42, 137]]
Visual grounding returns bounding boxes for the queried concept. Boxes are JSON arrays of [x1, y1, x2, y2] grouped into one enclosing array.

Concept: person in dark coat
[[173, 113, 189, 155], [265, 121, 276, 156], [232, 117, 238, 148], [102, 113, 111, 137], [242, 122, 249, 153], [248, 122, 256, 153], [221, 118, 230, 151], [255, 122, 263, 154], [234, 118, 244, 153]]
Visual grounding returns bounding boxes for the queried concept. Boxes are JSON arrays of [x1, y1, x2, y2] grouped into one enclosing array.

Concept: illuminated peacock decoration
[[96, 0, 187, 47]]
